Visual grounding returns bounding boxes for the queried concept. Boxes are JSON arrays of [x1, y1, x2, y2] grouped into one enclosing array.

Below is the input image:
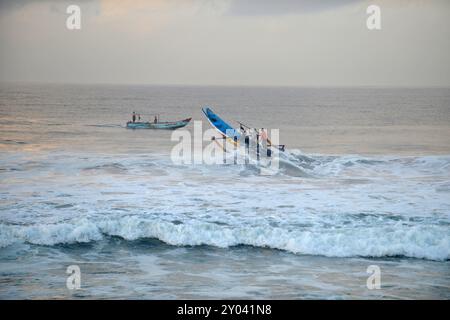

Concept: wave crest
[[1, 217, 448, 261]]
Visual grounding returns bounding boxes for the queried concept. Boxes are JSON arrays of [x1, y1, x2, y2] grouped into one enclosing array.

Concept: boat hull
[[202, 107, 240, 139], [126, 118, 191, 130]]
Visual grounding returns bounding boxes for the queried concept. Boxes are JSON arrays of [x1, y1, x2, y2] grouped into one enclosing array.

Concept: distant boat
[[126, 117, 191, 130]]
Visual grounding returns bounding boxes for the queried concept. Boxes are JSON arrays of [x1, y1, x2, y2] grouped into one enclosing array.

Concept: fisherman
[[132, 111, 136, 123], [260, 128, 268, 144], [244, 129, 250, 153], [154, 116, 158, 123]]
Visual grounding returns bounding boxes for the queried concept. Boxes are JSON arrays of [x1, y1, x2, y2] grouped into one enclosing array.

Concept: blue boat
[[126, 117, 191, 130], [202, 107, 240, 139], [203, 107, 286, 152]]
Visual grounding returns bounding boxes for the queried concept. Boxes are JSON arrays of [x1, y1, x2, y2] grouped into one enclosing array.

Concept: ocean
[[0, 83, 449, 299]]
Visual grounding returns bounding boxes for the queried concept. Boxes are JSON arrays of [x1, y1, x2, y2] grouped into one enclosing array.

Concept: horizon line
[[1, 80, 449, 89]]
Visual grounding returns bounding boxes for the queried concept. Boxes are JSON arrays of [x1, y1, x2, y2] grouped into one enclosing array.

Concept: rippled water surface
[[0, 83, 449, 299]]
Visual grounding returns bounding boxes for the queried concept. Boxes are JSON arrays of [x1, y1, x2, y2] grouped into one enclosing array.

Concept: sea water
[[0, 83, 449, 299]]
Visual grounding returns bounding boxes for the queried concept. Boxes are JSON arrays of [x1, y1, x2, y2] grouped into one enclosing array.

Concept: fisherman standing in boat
[[132, 111, 136, 123], [154, 115, 158, 124], [259, 128, 272, 157], [260, 128, 268, 145]]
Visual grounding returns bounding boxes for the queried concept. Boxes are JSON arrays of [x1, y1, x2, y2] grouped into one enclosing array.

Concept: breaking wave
[[0, 217, 448, 261], [1, 150, 449, 262]]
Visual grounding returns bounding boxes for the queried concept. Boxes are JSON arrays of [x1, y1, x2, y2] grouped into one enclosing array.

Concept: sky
[[0, 0, 449, 87]]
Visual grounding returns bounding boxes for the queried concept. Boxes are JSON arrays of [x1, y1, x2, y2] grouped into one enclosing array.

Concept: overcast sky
[[0, 0, 449, 86]]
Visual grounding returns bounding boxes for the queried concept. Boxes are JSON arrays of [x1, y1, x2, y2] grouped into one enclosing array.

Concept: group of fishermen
[[131, 112, 158, 124], [240, 124, 269, 143], [240, 124, 285, 153]]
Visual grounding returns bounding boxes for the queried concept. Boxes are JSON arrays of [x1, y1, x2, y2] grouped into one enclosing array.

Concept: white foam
[[0, 219, 102, 247], [0, 217, 448, 261], [1, 151, 449, 261]]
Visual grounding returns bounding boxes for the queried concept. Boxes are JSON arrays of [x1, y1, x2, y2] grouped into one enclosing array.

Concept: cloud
[[0, 0, 100, 16], [226, 0, 363, 15], [0, 0, 449, 86], [0, 0, 92, 9]]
